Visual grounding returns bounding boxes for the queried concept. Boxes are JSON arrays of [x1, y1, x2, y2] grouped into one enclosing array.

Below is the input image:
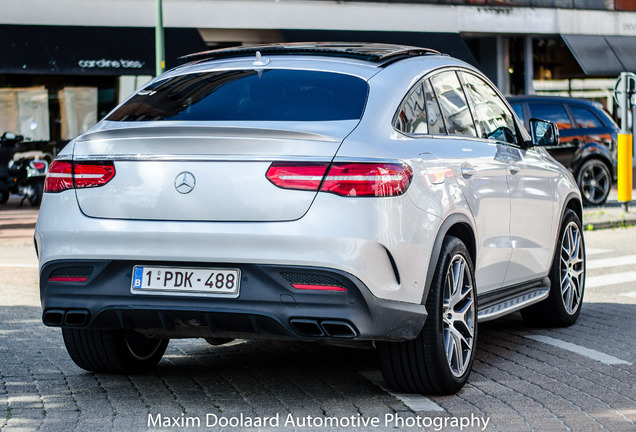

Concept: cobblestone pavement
[[1, 204, 636, 431]]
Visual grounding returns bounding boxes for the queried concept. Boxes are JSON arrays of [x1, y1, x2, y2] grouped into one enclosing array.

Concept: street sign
[[614, 72, 636, 109]]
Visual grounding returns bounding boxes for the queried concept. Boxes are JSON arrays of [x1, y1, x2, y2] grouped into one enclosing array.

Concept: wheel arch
[[549, 193, 583, 267], [420, 213, 476, 305]]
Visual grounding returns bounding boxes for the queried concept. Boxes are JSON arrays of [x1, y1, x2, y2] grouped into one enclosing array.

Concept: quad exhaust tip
[[43, 309, 90, 327], [289, 318, 357, 338]]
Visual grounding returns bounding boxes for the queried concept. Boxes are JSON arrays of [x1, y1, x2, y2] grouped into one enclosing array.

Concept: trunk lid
[[73, 122, 356, 221]]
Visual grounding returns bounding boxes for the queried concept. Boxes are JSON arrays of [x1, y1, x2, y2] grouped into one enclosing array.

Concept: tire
[[377, 236, 477, 395], [521, 209, 585, 327], [28, 181, 43, 207], [62, 328, 168, 374], [576, 159, 611, 207], [0, 190, 8, 204]]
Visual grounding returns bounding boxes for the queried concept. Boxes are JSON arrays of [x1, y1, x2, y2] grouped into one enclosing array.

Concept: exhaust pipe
[[63, 310, 90, 327], [289, 319, 324, 337], [320, 320, 357, 338], [42, 309, 65, 326]]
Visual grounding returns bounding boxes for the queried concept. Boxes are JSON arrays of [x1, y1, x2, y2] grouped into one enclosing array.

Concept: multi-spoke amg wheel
[[442, 255, 475, 378], [560, 221, 584, 315], [521, 209, 585, 326], [377, 236, 477, 395], [578, 159, 611, 206]]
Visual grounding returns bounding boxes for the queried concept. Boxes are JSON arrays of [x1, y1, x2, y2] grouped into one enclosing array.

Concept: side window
[[430, 71, 477, 137], [394, 79, 446, 135], [460, 72, 518, 144], [570, 106, 603, 128], [394, 82, 428, 134], [528, 103, 572, 129], [423, 80, 446, 134]]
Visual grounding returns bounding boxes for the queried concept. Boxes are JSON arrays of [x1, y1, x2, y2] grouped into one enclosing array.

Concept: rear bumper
[[40, 259, 428, 342]]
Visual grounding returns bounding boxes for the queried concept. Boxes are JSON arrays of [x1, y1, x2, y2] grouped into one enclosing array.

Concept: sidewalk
[[582, 189, 636, 229]]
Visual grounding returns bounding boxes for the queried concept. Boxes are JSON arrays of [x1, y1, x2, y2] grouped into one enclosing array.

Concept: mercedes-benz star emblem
[[174, 171, 196, 194]]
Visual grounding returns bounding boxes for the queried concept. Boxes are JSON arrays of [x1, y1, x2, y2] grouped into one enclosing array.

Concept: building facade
[[2, 0, 636, 147]]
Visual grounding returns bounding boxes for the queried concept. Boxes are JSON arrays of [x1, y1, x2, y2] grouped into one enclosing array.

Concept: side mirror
[[529, 118, 559, 147]]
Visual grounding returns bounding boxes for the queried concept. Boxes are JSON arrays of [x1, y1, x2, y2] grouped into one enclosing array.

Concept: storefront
[[0, 24, 206, 152]]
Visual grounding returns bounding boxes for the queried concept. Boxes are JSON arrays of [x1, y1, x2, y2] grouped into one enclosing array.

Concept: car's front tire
[[577, 159, 611, 207], [377, 236, 477, 395], [62, 328, 168, 374], [521, 209, 585, 326]]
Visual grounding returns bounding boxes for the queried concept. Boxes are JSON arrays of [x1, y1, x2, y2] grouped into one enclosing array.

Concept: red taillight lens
[[321, 163, 412, 197], [267, 162, 413, 197], [33, 162, 46, 170], [266, 162, 329, 191], [45, 160, 115, 193], [74, 163, 116, 189], [44, 161, 73, 192]]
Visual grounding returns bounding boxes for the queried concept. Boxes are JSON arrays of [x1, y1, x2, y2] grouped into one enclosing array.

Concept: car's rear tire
[[521, 209, 585, 327], [377, 236, 477, 395], [577, 159, 611, 207], [62, 328, 168, 374]]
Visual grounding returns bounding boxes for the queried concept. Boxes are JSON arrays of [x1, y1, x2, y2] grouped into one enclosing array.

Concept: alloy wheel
[[560, 221, 585, 315], [580, 162, 610, 206], [442, 254, 476, 378]]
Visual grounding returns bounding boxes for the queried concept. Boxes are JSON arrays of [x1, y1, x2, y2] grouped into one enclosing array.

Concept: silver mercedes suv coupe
[[36, 43, 585, 395]]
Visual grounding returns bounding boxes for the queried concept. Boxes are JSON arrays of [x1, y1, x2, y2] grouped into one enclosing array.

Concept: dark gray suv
[[509, 96, 618, 206]]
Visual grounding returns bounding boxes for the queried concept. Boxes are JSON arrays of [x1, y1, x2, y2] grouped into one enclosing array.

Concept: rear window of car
[[106, 69, 369, 122]]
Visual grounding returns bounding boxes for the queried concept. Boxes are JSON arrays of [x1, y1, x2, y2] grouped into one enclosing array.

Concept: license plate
[[131, 266, 240, 297]]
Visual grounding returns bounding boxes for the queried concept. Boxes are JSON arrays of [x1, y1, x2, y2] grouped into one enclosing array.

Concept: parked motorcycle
[[0, 132, 49, 207]]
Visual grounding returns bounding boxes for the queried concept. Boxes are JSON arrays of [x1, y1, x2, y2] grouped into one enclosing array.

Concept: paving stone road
[[1, 202, 636, 431]]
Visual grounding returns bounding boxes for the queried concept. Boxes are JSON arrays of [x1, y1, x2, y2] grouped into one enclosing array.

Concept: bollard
[[617, 133, 633, 212]]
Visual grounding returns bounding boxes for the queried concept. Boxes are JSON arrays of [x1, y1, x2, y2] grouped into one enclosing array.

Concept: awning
[[281, 30, 479, 67], [0, 25, 206, 75], [562, 34, 636, 76]]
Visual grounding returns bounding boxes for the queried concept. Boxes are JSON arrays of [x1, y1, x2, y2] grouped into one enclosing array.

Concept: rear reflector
[[49, 276, 89, 282], [266, 162, 412, 197], [45, 160, 115, 193], [291, 283, 347, 292]]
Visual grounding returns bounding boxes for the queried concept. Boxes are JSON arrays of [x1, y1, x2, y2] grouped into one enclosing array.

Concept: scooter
[[0, 132, 49, 207]]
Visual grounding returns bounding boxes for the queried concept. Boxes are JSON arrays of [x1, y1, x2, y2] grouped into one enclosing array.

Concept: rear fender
[[420, 213, 476, 305]]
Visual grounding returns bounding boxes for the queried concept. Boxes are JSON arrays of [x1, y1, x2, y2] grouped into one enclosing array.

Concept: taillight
[[74, 163, 116, 189], [321, 163, 412, 197], [266, 162, 412, 197], [265, 163, 329, 191], [44, 161, 73, 192], [33, 162, 46, 170], [45, 160, 115, 193]]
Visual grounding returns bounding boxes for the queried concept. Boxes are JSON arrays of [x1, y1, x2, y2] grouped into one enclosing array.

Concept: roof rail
[[180, 42, 440, 65]]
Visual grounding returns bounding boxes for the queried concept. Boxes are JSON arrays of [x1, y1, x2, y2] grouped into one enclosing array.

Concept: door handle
[[461, 165, 476, 179], [508, 164, 521, 174]]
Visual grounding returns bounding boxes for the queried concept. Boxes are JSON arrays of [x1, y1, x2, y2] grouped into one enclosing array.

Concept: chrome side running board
[[478, 279, 551, 322]]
